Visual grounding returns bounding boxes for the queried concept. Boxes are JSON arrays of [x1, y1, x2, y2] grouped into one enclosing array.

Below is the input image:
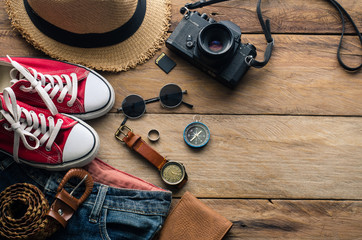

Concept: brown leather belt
[[0, 168, 93, 240]]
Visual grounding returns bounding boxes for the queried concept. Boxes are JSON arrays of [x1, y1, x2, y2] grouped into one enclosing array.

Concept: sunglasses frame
[[117, 84, 193, 123]]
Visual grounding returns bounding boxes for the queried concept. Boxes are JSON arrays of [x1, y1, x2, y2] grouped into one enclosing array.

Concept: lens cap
[[121, 94, 146, 119], [159, 84, 183, 108]]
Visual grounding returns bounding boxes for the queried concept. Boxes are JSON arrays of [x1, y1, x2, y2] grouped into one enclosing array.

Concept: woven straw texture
[[5, 0, 171, 72], [27, 0, 138, 34], [0, 183, 59, 240]]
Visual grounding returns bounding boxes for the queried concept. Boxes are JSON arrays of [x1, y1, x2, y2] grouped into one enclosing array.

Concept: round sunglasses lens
[[159, 84, 183, 108], [121, 95, 146, 118]]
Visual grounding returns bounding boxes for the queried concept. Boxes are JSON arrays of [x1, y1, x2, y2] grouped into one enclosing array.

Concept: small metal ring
[[182, 7, 190, 16], [193, 115, 202, 122], [245, 55, 254, 66], [148, 129, 160, 142]]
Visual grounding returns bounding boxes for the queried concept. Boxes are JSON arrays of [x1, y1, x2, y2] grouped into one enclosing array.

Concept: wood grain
[[0, 0, 361, 239], [101, 34, 362, 116], [189, 199, 362, 239], [158, 198, 362, 239], [0, 2, 360, 117], [3, 32, 361, 116], [85, 33, 362, 116], [170, 0, 362, 34], [89, 114, 362, 199], [1, 0, 360, 34]]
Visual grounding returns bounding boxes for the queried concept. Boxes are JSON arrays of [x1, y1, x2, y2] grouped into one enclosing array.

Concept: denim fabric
[[0, 153, 172, 240]]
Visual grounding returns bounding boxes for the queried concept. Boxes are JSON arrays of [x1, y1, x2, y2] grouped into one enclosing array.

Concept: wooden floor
[[1, 0, 362, 239]]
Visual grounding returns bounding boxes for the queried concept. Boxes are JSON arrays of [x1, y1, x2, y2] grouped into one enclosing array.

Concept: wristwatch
[[115, 125, 188, 188]]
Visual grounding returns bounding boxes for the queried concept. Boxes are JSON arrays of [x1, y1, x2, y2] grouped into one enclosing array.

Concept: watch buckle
[[115, 124, 132, 142]]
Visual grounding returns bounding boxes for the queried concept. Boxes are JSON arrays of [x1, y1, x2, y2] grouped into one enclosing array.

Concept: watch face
[[183, 122, 210, 148], [160, 161, 185, 185]]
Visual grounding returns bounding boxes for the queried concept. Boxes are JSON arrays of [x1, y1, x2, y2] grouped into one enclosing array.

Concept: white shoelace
[[7, 56, 78, 116], [0, 88, 63, 163]]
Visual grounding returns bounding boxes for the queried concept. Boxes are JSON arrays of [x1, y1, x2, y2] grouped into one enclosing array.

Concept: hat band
[[24, 0, 146, 48]]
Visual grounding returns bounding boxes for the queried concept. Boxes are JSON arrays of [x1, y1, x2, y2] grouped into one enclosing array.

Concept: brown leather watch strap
[[178, 171, 188, 189], [123, 131, 167, 170]]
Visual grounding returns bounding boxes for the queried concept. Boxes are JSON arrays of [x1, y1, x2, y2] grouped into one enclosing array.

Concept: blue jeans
[[0, 153, 172, 240]]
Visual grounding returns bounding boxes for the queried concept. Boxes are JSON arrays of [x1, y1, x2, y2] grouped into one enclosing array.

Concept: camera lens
[[197, 23, 234, 64], [208, 40, 223, 52]]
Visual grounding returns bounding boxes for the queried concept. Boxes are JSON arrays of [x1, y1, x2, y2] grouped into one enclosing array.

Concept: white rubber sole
[[71, 67, 115, 120], [2, 114, 100, 171]]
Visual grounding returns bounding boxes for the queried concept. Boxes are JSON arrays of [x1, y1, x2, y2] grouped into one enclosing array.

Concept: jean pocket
[[100, 208, 164, 240]]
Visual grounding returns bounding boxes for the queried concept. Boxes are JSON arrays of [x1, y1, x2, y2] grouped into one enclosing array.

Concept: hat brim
[[5, 0, 171, 72]]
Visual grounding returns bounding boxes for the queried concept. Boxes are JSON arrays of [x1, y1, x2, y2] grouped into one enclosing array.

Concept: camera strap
[[327, 0, 362, 71], [181, 0, 362, 71]]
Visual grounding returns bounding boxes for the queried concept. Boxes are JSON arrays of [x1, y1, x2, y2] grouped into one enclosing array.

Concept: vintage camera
[[166, 11, 257, 88]]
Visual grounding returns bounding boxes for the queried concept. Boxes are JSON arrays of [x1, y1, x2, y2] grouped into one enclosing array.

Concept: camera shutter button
[[186, 35, 194, 48]]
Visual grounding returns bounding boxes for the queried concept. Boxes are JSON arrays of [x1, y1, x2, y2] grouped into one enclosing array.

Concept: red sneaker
[[0, 87, 99, 170], [0, 56, 115, 120]]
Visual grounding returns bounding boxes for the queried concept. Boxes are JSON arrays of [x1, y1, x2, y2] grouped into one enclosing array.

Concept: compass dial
[[184, 122, 210, 148]]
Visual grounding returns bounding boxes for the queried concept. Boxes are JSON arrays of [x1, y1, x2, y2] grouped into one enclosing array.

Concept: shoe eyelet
[[57, 99, 63, 103], [66, 102, 73, 107], [48, 116, 53, 120], [29, 137, 35, 142], [58, 119, 63, 123], [39, 113, 44, 117], [45, 147, 51, 152]]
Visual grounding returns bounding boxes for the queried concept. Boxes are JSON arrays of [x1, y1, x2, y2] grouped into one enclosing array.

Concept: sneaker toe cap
[[62, 123, 97, 162], [84, 72, 113, 112]]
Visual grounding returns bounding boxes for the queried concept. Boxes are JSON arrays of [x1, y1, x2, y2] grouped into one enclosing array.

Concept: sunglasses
[[117, 84, 193, 123]]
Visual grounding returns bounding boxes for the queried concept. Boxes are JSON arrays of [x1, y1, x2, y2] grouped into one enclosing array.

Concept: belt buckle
[[115, 124, 132, 142], [56, 168, 94, 202], [47, 169, 94, 228]]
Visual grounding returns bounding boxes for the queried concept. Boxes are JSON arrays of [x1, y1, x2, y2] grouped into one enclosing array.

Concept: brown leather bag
[[158, 191, 232, 240]]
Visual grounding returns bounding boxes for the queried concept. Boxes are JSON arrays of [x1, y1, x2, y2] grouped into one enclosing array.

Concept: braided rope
[[0, 183, 60, 240]]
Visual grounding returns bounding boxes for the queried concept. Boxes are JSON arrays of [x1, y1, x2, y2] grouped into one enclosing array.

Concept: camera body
[[166, 11, 257, 88]]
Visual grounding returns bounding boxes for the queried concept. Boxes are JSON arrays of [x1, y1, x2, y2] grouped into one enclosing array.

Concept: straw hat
[[5, 0, 171, 71]]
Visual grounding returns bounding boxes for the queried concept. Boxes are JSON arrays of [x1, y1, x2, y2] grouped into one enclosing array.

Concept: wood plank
[[2, 31, 360, 116], [98, 33, 362, 116], [165, 199, 362, 239], [0, 0, 360, 34], [1, 1, 361, 239], [89, 114, 362, 199], [0, 4, 360, 117], [170, 0, 362, 34]]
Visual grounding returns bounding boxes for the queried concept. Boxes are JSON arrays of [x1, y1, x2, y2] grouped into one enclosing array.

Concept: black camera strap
[[327, 0, 362, 72], [181, 0, 362, 72]]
